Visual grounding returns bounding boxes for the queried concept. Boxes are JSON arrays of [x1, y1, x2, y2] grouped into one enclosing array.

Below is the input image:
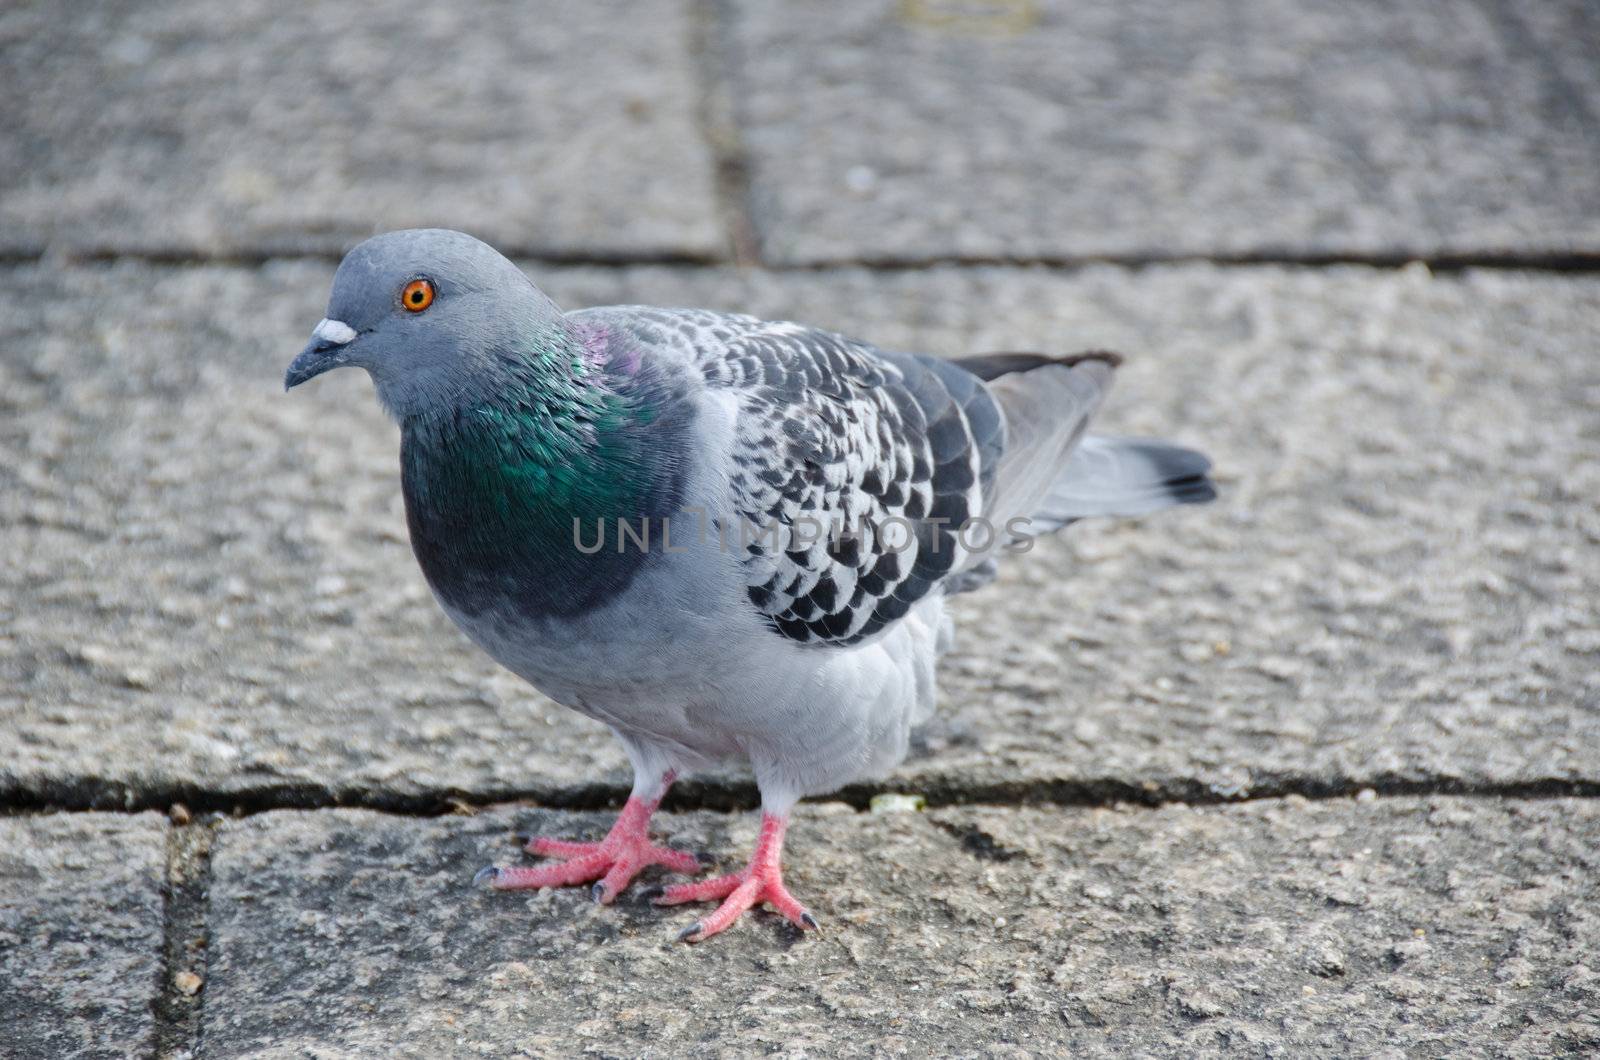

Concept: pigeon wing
[[574, 306, 1001, 647]]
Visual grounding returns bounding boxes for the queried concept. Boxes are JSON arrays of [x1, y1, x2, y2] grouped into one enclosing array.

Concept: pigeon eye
[[401, 278, 435, 312]]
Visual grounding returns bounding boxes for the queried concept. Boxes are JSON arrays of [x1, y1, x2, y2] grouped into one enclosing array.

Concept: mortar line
[[689, 0, 762, 267], [4, 248, 1599, 274], [4, 775, 1598, 822], [151, 815, 216, 1060]]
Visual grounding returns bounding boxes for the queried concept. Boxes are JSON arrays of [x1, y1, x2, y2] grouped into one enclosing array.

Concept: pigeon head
[[285, 228, 570, 419]]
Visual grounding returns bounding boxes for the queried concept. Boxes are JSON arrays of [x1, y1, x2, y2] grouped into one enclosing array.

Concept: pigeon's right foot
[[654, 811, 819, 942], [477, 784, 701, 904]]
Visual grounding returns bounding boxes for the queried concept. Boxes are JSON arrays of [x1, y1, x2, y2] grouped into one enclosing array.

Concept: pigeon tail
[[953, 350, 1215, 542], [1031, 433, 1216, 532]]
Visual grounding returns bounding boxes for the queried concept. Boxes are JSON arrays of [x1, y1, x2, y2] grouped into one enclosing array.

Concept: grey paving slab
[[723, 0, 1600, 264], [0, 813, 168, 1059], [0, 0, 722, 259], [202, 798, 1600, 1056], [2, 261, 1597, 806]]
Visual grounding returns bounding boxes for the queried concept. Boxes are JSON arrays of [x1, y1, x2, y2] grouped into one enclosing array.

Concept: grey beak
[[285, 318, 358, 390]]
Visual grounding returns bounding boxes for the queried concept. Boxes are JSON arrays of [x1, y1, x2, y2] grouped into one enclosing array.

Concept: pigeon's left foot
[[478, 783, 700, 904], [654, 811, 818, 942]]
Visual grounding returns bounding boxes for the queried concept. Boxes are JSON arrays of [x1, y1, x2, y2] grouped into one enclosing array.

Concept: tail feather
[[1032, 434, 1216, 531], [954, 349, 1124, 380], [972, 354, 1114, 539], [952, 349, 1215, 545]]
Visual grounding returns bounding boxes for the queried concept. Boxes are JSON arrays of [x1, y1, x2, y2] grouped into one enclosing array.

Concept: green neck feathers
[[396, 328, 687, 618]]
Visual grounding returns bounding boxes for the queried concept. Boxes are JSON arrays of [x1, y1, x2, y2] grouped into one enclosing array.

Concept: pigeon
[[285, 228, 1215, 941]]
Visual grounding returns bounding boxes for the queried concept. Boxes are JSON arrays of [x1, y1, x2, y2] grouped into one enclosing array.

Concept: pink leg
[[474, 771, 701, 903], [654, 811, 818, 942]]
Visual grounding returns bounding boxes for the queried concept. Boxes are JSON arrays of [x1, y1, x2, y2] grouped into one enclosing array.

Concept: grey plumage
[[286, 229, 1216, 940]]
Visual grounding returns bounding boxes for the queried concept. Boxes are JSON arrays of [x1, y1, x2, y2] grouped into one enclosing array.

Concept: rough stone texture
[[3, 262, 1597, 806], [0, 0, 723, 259], [723, 0, 1600, 264], [202, 798, 1600, 1056], [0, 813, 168, 1059]]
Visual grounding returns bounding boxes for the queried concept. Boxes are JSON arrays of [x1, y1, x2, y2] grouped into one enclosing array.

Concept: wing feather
[[575, 306, 1000, 648]]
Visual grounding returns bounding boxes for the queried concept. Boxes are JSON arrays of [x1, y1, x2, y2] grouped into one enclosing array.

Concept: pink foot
[[475, 782, 701, 904], [654, 812, 819, 942]]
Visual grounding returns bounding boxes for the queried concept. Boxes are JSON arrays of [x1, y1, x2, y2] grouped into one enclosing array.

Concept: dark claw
[[590, 881, 607, 904], [472, 865, 500, 887], [677, 921, 704, 943], [800, 911, 820, 931], [638, 885, 665, 903], [514, 834, 533, 848], [696, 851, 717, 866]]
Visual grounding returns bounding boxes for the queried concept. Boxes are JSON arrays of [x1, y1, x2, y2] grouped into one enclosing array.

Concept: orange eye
[[401, 278, 435, 312]]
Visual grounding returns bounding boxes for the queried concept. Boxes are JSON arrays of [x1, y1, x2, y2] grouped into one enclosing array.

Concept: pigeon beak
[[285, 318, 359, 390]]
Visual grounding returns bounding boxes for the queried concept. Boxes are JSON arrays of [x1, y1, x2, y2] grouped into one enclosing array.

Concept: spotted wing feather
[[578, 307, 1003, 647]]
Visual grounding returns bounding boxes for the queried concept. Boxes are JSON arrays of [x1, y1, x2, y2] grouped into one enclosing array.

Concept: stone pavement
[[2, 1, 1598, 1057]]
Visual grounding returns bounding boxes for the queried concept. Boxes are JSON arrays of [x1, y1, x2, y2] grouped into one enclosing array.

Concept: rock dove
[[285, 229, 1215, 941]]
